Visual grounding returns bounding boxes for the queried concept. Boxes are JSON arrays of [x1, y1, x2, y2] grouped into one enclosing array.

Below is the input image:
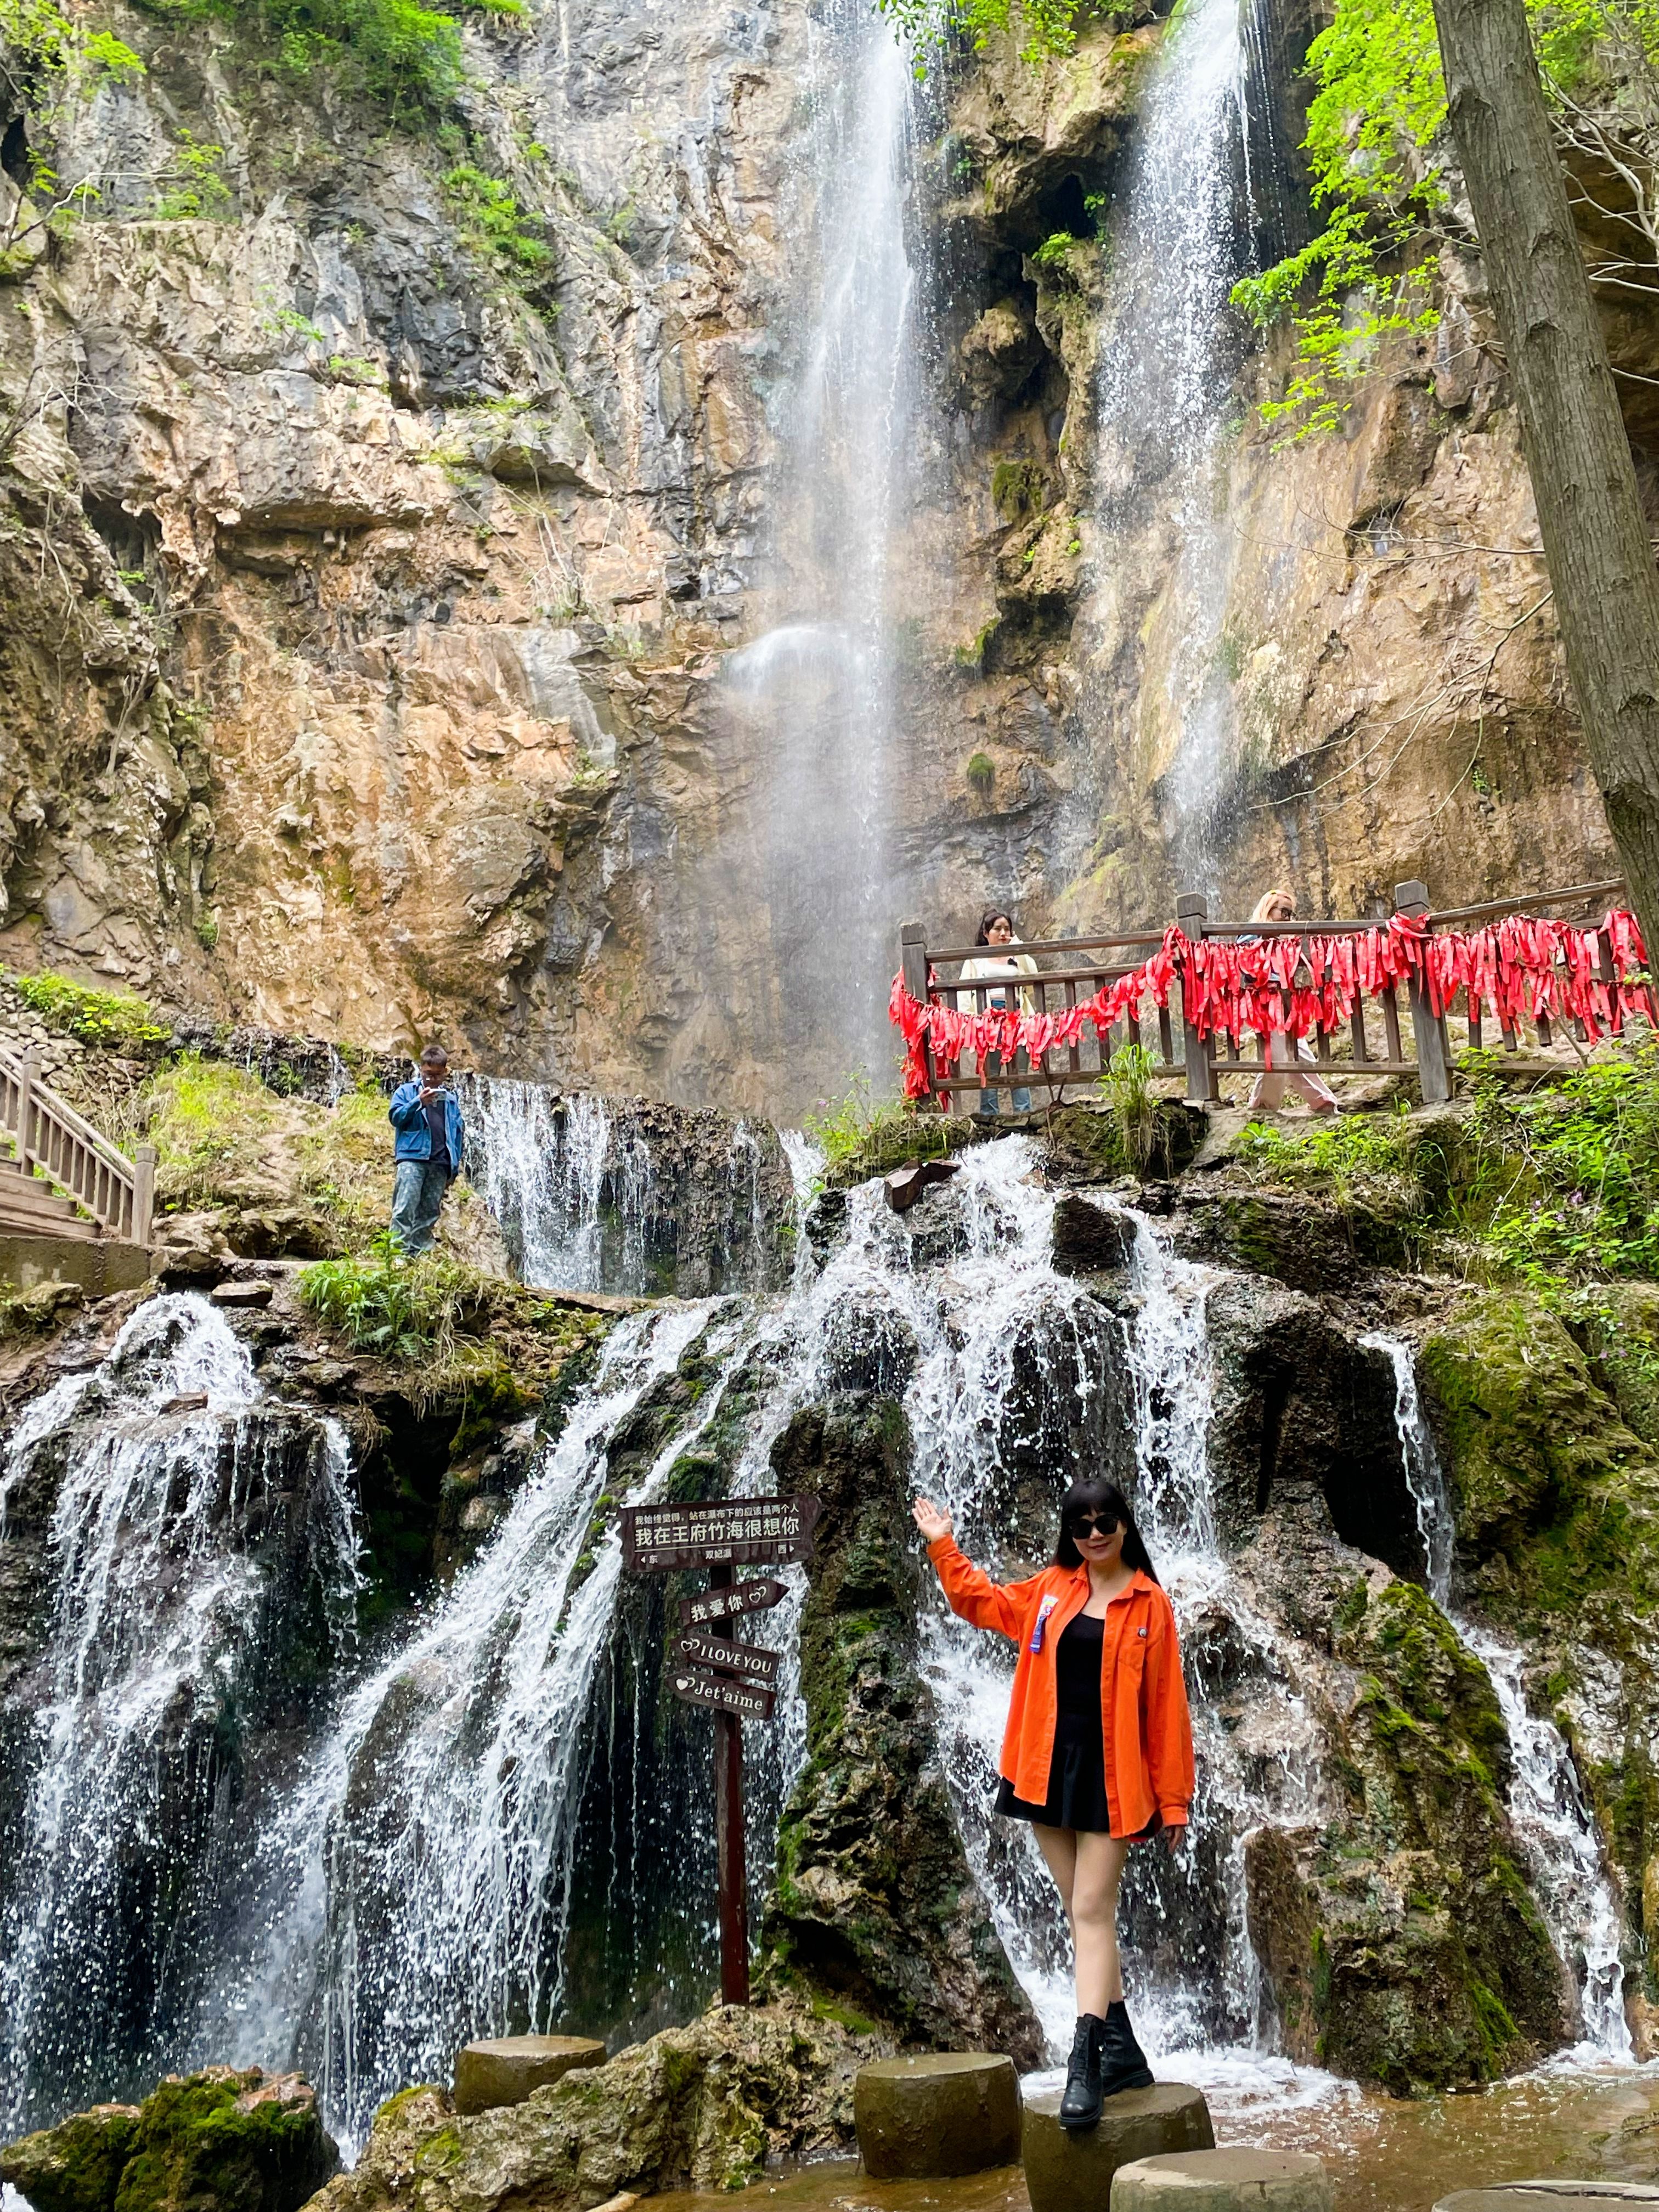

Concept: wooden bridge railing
[[0, 1043, 156, 1244], [900, 875, 1635, 1111]]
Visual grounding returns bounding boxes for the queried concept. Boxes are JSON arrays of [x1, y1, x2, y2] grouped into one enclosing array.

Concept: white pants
[[1249, 1031, 1338, 1111]]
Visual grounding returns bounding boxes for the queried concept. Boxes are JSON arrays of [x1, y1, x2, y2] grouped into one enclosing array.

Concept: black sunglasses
[[1066, 1513, 1121, 1537]]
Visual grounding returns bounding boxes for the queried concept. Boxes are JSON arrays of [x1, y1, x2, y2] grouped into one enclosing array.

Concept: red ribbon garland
[[889, 909, 1656, 1101]]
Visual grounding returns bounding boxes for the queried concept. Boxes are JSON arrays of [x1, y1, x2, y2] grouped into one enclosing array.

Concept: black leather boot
[[1098, 1998, 1154, 2096], [1058, 2012, 1105, 2131]]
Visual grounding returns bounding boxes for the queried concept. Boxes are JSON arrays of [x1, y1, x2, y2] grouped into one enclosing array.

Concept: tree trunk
[[1430, 0, 1659, 951]]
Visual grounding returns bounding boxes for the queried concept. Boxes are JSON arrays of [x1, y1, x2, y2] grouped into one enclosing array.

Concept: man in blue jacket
[[388, 1043, 466, 1255]]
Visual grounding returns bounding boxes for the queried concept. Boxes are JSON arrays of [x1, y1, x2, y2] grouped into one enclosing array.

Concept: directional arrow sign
[[670, 1666, 776, 1722], [679, 1577, 787, 1628], [623, 1494, 820, 1572], [673, 1632, 780, 1686]]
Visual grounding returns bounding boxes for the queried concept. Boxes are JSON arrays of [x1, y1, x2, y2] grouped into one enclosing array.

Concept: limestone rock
[[307, 2005, 868, 2212], [1, 2067, 337, 2212], [760, 1397, 1046, 2065], [1112, 2149, 1334, 2212], [1435, 2192, 1659, 2212], [453, 2035, 607, 2117], [853, 2052, 1020, 2178], [1051, 1193, 1136, 1276], [1022, 2082, 1215, 2212]]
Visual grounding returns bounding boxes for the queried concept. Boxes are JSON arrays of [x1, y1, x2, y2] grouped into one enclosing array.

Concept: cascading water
[[0, 1296, 362, 2135], [714, 0, 918, 1096], [464, 1080, 618, 1291], [1368, 1336, 1633, 2060], [1092, 0, 1249, 881]]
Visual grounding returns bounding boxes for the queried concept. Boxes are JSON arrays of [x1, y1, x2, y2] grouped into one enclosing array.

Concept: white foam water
[[1368, 1336, 1633, 2061]]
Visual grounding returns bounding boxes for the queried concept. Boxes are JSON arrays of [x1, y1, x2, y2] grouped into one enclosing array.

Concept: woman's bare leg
[[1070, 1832, 1131, 2014], [1032, 1822, 1078, 1927], [1249, 1032, 1289, 1111]]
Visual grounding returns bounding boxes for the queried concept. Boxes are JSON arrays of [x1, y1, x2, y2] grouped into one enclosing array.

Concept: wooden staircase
[[0, 1046, 156, 1277]]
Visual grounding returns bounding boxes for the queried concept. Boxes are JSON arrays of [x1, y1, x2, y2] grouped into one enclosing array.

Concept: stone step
[[452, 2034, 607, 2117], [1113, 2148, 1334, 2211], [1436, 2188, 1659, 2212], [1023, 2081, 1215, 2212], [854, 2053, 1021, 2180], [0, 1194, 98, 1239]]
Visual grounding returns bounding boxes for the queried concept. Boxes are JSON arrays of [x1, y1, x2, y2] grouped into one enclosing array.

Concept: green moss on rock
[[1420, 1289, 1659, 2006], [1, 2069, 337, 2212]]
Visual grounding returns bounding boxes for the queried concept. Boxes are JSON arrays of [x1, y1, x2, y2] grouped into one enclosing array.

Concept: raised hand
[[911, 1495, 953, 1547]]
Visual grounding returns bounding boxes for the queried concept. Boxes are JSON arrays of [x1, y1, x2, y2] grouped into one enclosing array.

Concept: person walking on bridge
[[388, 1043, 465, 1256], [912, 1481, 1193, 2133]]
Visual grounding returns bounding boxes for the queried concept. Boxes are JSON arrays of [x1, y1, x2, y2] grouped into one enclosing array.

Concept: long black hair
[[1053, 1479, 1158, 1581], [975, 909, 1014, 945]]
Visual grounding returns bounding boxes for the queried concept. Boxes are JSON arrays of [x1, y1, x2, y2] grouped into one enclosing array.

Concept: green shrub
[[143, 1054, 285, 1206], [133, 0, 496, 115], [1101, 1040, 1159, 1173], [966, 751, 995, 797], [7, 970, 171, 1049], [442, 162, 551, 274], [1235, 1098, 1420, 1209], [150, 130, 232, 219]]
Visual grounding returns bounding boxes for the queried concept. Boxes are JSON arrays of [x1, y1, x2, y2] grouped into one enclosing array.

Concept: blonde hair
[[1250, 885, 1295, 924]]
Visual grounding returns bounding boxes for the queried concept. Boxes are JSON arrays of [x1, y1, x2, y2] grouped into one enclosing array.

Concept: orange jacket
[[928, 1536, 1195, 1839]]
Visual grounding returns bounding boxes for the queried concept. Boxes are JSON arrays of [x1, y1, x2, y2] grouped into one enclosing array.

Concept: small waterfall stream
[[0, 1297, 362, 2133], [0, 1136, 1641, 2155], [1367, 1339, 1633, 2061]]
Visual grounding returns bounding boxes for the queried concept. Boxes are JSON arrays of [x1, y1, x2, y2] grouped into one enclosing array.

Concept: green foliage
[[875, 0, 1091, 71], [1100, 1039, 1159, 1172], [0, 0, 144, 82], [965, 749, 996, 796], [300, 1234, 474, 1362], [1235, 1097, 1422, 1209], [1032, 228, 1081, 270], [805, 1074, 959, 1182], [1234, 0, 1659, 435], [7, 968, 171, 1049], [150, 129, 232, 219], [144, 1053, 285, 1206], [441, 161, 551, 275], [1455, 1042, 1659, 1283], [133, 0, 486, 116]]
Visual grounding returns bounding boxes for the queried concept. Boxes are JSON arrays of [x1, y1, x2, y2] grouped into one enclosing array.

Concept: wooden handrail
[[901, 871, 1646, 1117], [0, 1042, 155, 1246]]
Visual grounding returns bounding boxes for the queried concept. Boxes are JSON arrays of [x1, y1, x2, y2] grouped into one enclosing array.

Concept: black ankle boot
[[1098, 1998, 1154, 2096], [1058, 2012, 1105, 2131]]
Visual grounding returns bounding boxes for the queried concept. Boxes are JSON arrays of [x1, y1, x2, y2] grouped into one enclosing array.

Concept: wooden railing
[[0, 1045, 156, 1244], [900, 875, 1635, 1111]]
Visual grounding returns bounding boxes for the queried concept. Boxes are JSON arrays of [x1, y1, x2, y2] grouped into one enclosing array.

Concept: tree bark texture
[[1431, 0, 1659, 952]]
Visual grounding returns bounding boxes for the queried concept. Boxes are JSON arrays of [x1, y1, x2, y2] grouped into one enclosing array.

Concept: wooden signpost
[[621, 1493, 820, 2006]]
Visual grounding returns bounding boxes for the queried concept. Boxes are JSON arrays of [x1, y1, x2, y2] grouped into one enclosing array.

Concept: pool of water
[[648, 2061, 1659, 2212]]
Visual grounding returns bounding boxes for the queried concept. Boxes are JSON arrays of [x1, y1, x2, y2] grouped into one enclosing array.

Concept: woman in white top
[[958, 910, 1040, 1116], [1244, 887, 1339, 1113]]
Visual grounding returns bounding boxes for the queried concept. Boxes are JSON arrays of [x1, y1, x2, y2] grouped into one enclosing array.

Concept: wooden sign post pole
[[620, 1492, 819, 2013], [707, 1562, 748, 2006]]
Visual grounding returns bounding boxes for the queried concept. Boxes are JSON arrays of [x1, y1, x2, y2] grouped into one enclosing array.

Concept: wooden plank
[[670, 1666, 776, 1722], [679, 1577, 787, 1628], [1431, 877, 1625, 926], [930, 930, 1170, 961], [674, 1632, 780, 1685], [622, 1494, 820, 1572], [1382, 984, 1404, 1064]]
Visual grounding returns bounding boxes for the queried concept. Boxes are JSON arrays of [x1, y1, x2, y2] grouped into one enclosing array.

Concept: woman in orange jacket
[[912, 1477, 1194, 2133]]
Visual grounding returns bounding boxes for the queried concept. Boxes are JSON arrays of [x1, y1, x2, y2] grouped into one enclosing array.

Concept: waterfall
[[1093, 0, 1248, 881], [1370, 1339, 1633, 2061], [0, 1296, 362, 2135], [715, 0, 918, 1096]]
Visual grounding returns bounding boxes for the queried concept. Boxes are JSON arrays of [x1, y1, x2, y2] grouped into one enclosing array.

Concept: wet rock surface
[[761, 1395, 1045, 2065], [851, 2053, 1020, 2179], [307, 2006, 871, 2212], [1020, 2082, 1215, 2212], [1, 2066, 338, 2212]]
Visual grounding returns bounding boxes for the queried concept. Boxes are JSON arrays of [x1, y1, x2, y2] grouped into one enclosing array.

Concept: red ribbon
[[890, 909, 1656, 1100]]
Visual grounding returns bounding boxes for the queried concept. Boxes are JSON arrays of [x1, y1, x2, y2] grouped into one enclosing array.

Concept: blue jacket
[[390, 1081, 465, 1179]]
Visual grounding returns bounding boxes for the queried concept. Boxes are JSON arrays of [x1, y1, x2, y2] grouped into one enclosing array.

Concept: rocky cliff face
[[0, 0, 1636, 1108]]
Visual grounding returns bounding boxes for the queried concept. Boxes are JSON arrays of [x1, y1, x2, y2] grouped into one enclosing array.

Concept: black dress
[[995, 1611, 1113, 1832]]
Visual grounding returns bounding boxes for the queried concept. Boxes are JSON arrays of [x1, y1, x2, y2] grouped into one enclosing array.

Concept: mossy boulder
[[1419, 1291, 1659, 2023], [306, 2006, 870, 2212], [1, 2068, 337, 2212], [1245, 1572, 1568, 2094], [758, 1397, 1044, 2064]]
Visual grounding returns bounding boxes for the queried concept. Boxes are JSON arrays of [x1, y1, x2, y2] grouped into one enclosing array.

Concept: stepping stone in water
[[452, 2034, 607, 2115], [1112, 2148, 1333, 2211], [854, 2053, 1022, 2178], [1023, 2081, 1214, 2212], [1437, 2189, 1659, 2212]]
